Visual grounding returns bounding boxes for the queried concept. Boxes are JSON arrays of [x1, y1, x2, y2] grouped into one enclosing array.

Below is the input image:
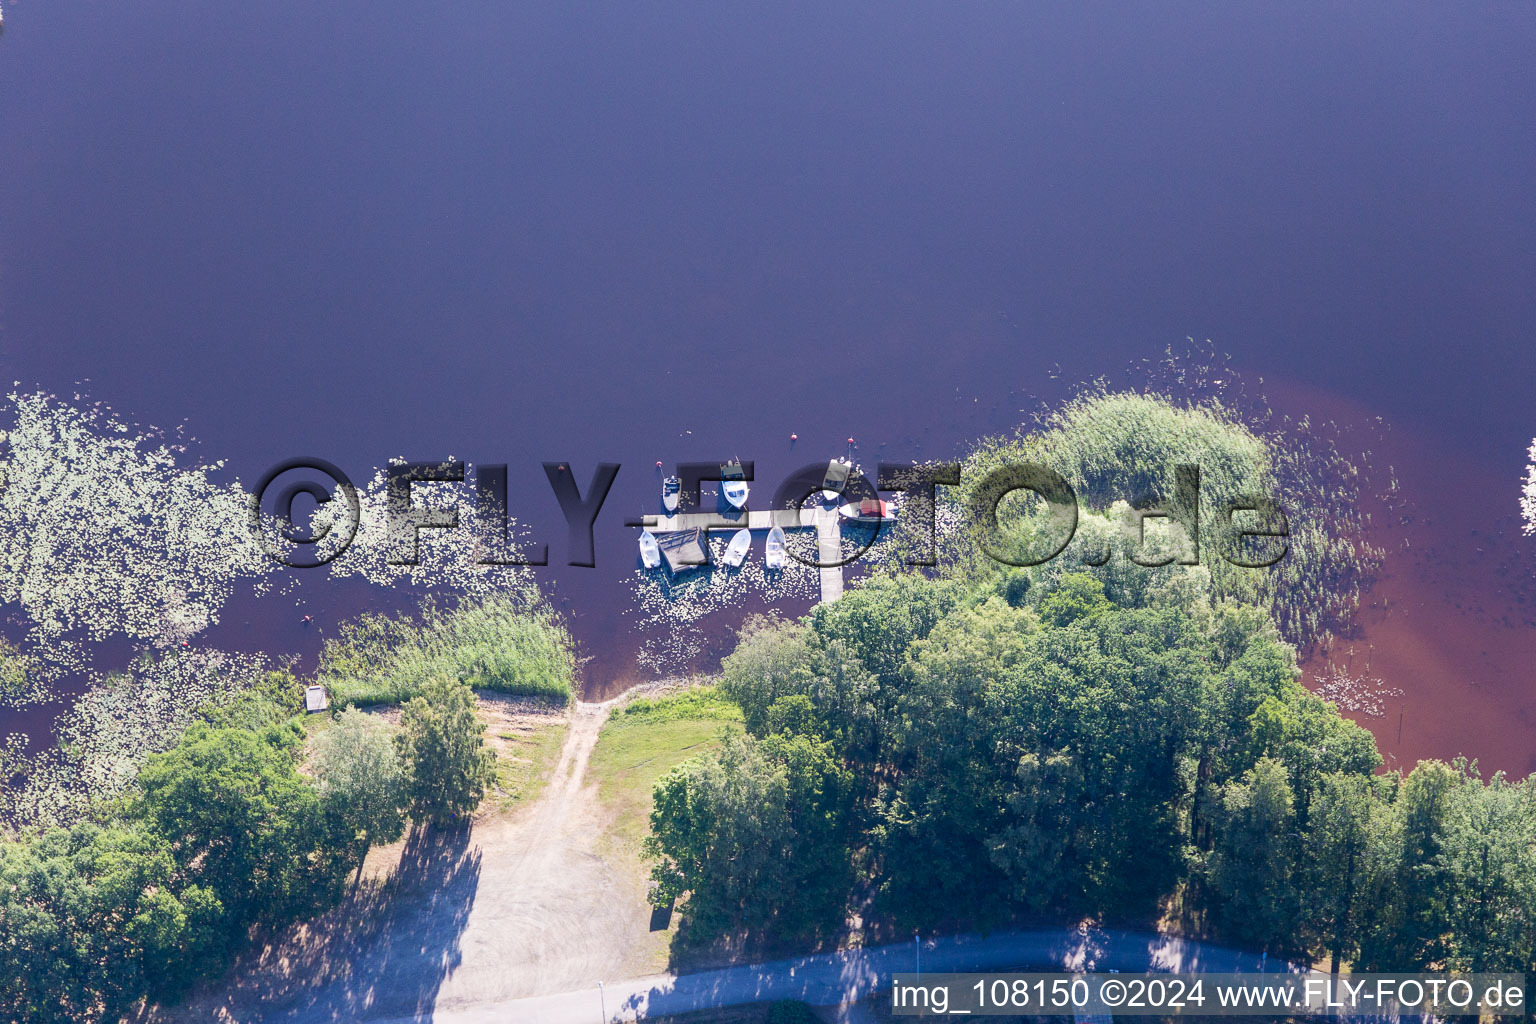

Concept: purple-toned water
[[1, 1, 1532, 770]]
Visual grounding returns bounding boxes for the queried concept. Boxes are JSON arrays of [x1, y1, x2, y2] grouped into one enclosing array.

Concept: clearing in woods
[[158, 687, 734, 1023]]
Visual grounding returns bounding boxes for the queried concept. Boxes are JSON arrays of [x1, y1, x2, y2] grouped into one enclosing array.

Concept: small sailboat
[[722, 528, 751, 567], [662, 475, 680, 513], [639, 531, 661, 569], [721, 461, 749, 509], [765, 525, 787, 569]]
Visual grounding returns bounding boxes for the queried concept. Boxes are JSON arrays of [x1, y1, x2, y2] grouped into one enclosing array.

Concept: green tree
[[134, 721, 345, 935], [1036, 572, 1114, 627], [659, 560, 1402, 953], [1435, 768, 1536, 972], [1356, 759, 1460, 969], [719, 615, 822, 737], [1243, 690, 1381, 819], [647, 731, 851, 943], [312, 708, 408, 874], [1298, 772, 1385, 973], [1207, 758, 1301, 954], [808, 573, 962, 688], [395, 676, 495, 828], [0, 822, 224, 1023]]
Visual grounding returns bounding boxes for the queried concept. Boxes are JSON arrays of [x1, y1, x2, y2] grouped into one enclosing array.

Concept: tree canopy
[[396, 676, 497, 828], [655, 566, 1536, 973]]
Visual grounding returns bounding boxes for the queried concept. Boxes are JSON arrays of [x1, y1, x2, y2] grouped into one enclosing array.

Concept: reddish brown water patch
[[1267, 379, 1536, 778]]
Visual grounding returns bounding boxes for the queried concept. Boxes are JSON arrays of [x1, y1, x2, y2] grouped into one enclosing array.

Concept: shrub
[[619, 685, 739, 724], [312, 708, 408, 867], [396, 676, 496, 828]]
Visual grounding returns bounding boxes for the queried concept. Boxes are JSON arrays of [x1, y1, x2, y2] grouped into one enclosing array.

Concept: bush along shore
[[0, 595, 574, 1024]]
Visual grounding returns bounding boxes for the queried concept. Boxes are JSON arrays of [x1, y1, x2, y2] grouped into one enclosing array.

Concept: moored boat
[[721, 461, 749, 509], [662, 475, 680, 513], [765, 524, 787, 569], [821, 458, 851, 503], [722, 528, 751, 567], [839, 497, 892, 521], [639, 530, 662, 568]]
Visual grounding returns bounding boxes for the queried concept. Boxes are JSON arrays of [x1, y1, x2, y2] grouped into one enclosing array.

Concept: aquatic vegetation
[[317, 591, 576, 706], [0, 392, 557, 827], [1522, 438, 1535, 537], [1311, 665, 1404, 719], [952, 385, 1384, 647], [0, 638, 47, 707], [317, 461, 539, 593], [0, 391, 272, 648], [627, 524, 870, 673], [3, 648, 275, 828], [0, 394, 541, 657]]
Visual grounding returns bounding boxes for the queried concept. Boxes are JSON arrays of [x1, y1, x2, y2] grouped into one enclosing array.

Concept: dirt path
[[441, 699, 653, 1002], [162, 698, 659, 1024]]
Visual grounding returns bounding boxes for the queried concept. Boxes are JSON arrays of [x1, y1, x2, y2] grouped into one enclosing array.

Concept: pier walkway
[[636, 504, 847, 603]]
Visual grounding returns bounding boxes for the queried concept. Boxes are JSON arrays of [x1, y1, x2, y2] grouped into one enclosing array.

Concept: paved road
[[368, 927, 1293, 1023]]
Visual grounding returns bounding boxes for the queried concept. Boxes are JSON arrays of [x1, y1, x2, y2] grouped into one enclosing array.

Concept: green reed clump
[[0, 639, 42, 707], [948, 388, 1382, 647], [320, 592, 576, 706]]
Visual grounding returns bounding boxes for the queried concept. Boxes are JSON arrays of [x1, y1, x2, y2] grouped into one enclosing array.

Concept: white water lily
[[0, 393, 546, 828], [0, 392, 271, 647], [4, 649, 273, 826], [320, 462, 537, 594], [1522, 438, 1535, 537]]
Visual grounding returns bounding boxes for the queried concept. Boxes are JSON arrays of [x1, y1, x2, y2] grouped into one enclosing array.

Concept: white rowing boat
[[821, 458, 851, 503], [765, 524, 786, 569], [639, 531, 661, 569], [722, 528, 751, 567]]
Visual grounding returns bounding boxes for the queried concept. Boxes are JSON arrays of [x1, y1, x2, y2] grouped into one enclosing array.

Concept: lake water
[[1, 1, 1532, 773]]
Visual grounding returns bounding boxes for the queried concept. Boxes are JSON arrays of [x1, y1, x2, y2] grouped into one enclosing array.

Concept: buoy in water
[[790, 433, 798, 441]]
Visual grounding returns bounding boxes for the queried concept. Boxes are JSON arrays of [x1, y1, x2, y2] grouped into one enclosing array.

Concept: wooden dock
[[637, 504, 848, 603]]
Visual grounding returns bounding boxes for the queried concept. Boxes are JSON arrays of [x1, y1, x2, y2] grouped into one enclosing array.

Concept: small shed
[[656, 527, 708, 576], [304, 684, 330, 713]]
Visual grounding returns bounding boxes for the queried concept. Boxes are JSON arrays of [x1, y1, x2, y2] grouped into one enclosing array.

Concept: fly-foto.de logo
[[247, 457, 1291, 571]]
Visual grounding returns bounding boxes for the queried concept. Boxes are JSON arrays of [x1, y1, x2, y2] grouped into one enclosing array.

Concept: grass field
[[301, 692, 569, 817], [589, 686, 741, 855], [480, 699, 570, 813]]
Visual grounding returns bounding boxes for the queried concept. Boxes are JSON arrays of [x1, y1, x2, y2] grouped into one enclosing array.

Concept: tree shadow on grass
[[177, 823, 482, 1023]]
